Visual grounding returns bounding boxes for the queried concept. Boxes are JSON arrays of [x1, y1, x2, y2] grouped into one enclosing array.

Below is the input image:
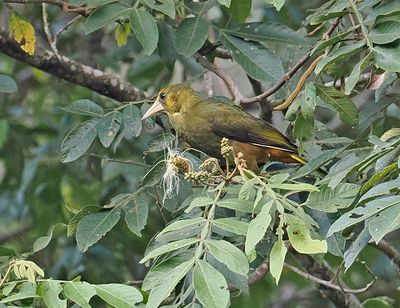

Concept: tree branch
[[0, 28, 145, 102], [284, 262, 374, 294], [4, 0, 88, 15], [240, 17, 341, 104], [372, 240, 400, 269]]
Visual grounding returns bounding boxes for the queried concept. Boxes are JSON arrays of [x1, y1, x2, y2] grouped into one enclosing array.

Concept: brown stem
[[240, 17, 341, 104], [0, 28, 145, 103], [372, 240, 400, 268], [4, 0, 88, 15]]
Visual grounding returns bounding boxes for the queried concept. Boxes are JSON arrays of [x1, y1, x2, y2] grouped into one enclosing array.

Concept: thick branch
[[0, 28, 145, 102], [240, 17, 341, 104], [372, 240, 400, 268]]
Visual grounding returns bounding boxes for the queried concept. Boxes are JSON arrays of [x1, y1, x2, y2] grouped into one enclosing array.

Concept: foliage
[[1, 0, 400, 307]]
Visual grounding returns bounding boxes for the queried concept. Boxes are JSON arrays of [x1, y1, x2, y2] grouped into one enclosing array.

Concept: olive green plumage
[[142, 84, 305, 171]]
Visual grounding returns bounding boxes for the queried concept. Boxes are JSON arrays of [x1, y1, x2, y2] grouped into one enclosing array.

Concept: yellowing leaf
[[115, 23, 131, 47], [286, 214, 327, 254], [8, 12, 36, 55]]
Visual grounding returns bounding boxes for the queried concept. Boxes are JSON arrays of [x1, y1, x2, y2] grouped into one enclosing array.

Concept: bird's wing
[[206, 102, 297, 153]]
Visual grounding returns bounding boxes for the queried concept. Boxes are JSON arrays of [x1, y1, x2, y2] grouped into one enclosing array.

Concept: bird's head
[[142, 84, 201, 119]]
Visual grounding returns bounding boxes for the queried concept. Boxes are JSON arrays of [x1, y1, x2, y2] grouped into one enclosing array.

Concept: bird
[[141, 84, 305, 172]]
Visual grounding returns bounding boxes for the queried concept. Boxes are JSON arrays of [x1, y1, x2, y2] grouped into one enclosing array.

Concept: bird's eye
[[159, 92, 166, 101]]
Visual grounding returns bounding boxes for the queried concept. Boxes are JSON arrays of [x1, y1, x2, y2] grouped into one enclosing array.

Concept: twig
[[42, 4, 59, 55], [195, 54, 244, 103], [0, 223, 33, 244], [372, 240, 400, 269], [240, 17, 341, 104], [4, 0, 88, 15], [274, 54, 324, 110], [248, 260, 269, 286], [349, 0, 372, 50], [0, 28, 145, 102], [56, 15, 83, 39], [284, 262, 374, 294], [86, 153, 148, 167]]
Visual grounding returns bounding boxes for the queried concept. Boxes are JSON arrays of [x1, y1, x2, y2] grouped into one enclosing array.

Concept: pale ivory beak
[[141, 99, 165, 120]]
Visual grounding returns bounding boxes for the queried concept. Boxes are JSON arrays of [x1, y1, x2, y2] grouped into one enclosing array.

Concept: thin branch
[[4, 0, 88, 15], [349, 0, 372, 50], [240, 17, 341, 104], [248, 260, 269, 286], [372, 240, 400, 268], [284, 262, 374, 294], [0, 223, 33, 244], [55, 15, 83, 39], [85, 153, 148, 167], [42, 3, 59, 55], [195, 54, 244, 103], [0, 28, 145, 102], [274, 54, 324, 110]]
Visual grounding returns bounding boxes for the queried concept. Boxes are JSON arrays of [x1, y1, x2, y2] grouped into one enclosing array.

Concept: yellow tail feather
[[290, 154, 307, 164]]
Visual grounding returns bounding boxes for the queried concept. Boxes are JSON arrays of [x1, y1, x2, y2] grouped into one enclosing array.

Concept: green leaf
[[60, 99, 104, 117], [98, 111, 122, 148], [343, 223, 371, 269], [315, 41, 366, 75], [286, 214, 327, 254], [264, 0, 285, 11], [61, 118, 100, 163], [63, 282, 96, 308], [205, 239, 249, 276], [369, 21, 400, 44], [303, 183, 360, 212], [293, 113, 313, 141], [140, 238, 199, 263], [269, 237, 287, 284], [218, 0, 231, 7], [146, 260, 195, 308], [67, 205, 100, 236], [212, 218, 248, 236], [0, 282, 38, 304], [373, 44, 400, 73], [225, 22, 308, 45], [365, 0, 400, 23], [0, 119, 9, 150], [33, 223, 66, 253], [217, 198, 257, 213], [143, 0, 175, 19], [146, 133, 175, 152], [123, 193, 149, 236], [0, 74, 17, 93], [302, 82, 317, 119], [122, 104, 142, 138], [315, 85, 358, 125], [363, 296, 395, 308], [193, 260, 229, 308], [157, 22, 178, 71], [114, 22, 131, 47], [85, 4, 131, 34], [311, 27, 357, 55], [142, 160, 166, 187], [344, 52, 373, 95], [158, 217, 206, 236], [369, 202, 400, 243], [360, 176, 400, 202], [39, 280, 67, 308], [87, 0, 116, 8], [175, 17, 209, 57], [327, 196, 400, 236], [130, 9, 159, 55], [185, 196, 214, 213], [245, 200, 273, 254], [226, 0, 252, 22], [94, 284, 142, 308], [220, 33, 284, 82], [361, 163, 398, 194], [76, 207, 121, 252]]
